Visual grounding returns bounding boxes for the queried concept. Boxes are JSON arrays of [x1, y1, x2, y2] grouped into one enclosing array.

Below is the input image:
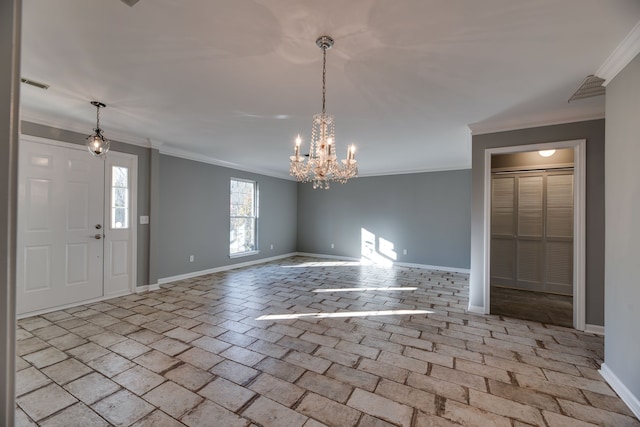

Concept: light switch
[[140, 215, 149, 225]]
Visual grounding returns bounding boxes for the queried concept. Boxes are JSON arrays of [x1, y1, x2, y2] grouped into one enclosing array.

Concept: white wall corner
[[597, 20, 640, 86], [584, 324, 605, 336], [599, 363, 640, 419]]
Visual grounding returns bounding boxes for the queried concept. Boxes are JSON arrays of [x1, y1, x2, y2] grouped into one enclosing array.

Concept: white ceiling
[[20, 0, 640, 178]]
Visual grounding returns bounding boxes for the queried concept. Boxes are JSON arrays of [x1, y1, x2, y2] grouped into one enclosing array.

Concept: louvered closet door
[[545, 172, 573, 294], [516, 175, 544, 290], [490, 176, 516, 287], [490, 170, 574, 295]]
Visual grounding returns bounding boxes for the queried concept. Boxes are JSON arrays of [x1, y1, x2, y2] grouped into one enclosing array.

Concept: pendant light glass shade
[[86, 101, 110, 157]]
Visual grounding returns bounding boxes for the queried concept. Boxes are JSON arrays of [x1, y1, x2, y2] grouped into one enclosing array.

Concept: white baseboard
[[294, 252, 361, 262], [17, 292, 134, 319], [158, 251, 471, 286], [467, 304, 486, 314], [135, 283, 160, 293], [296, 252, 470, 273], [394, 261, 470, 274], [599, 363, 640, 419], [158, 253, 298, 285], [584, 324, 605, 336]]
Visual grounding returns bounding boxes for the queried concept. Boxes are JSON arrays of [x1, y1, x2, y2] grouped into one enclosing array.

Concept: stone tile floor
[[490, 287, 573, 328], [15, 256, 639, 426]]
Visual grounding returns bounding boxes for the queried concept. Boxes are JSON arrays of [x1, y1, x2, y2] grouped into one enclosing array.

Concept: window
[[230, 178, 258, 256], [111, 166, 129, 229]]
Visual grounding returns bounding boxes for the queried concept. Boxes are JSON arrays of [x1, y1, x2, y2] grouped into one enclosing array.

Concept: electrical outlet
[[403, 249, 408, 255], [270, 244, 274, 250], [189, 255, 194, 262], [331, 243, 335, 249], [139, 215, 149, 225]]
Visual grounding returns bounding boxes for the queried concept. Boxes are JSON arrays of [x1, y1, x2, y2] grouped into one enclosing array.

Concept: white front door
[[17, 137, 137, 316], [17, 139, 105, 314]]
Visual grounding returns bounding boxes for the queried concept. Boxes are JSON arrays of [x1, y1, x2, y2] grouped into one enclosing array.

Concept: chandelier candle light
[[289, 35, 358, 189], [86, 101, 110, 157]]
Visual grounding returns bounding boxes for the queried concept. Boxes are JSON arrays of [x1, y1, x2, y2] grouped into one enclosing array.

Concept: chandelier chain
[[322, 45, 327, 115]]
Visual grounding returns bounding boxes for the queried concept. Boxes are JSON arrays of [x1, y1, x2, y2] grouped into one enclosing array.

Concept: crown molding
[[21, 114, 293, 180], [147, 138, 163, 150], [358, 163, 471, 178], [20, 111, 152, 148], [597, 20, 640, 86], [158, 145, 293, 180], [468, 112, 605, 136]]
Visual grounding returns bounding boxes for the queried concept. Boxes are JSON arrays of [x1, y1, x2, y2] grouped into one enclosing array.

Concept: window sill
[[229, 250, 260, 259]]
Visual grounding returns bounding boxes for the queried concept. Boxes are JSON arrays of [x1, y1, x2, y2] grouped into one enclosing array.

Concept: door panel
[[517, 239, 542, 285], [17, 140, 105, 315], [23, 246, 51, 291], [545, 173, 574, 294], [490, 176, 516, 287], [517, 176, 543, 237], [490, 239, 515, 283]]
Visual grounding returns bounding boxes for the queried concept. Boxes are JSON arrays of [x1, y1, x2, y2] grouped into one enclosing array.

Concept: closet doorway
[[490, 148, 574, 327]]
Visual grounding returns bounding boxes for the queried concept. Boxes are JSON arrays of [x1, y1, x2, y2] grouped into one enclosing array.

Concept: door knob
[[94, 234, 102, 240]]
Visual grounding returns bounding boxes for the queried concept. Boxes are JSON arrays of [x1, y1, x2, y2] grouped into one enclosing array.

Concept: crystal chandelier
[[86, 101, 110, 157], [289, 35, 357, 189]]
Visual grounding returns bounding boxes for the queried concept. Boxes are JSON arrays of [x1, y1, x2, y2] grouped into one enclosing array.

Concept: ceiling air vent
[[568, 75, 605, 102], [21, 78, 50, 90]]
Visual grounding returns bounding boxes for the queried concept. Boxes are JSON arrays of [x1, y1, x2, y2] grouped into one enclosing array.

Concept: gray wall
[[158, 155, 297, 279], [604, 53, 640, 403], [297, 170, 471, 269], [1, 0, 20, 423], [20, 121, 152, 288], [470, 119, 605, 325]]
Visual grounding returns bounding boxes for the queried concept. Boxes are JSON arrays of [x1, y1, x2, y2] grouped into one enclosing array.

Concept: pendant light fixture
[[289, 35, 358, 189], [86, 101, 110, 157]]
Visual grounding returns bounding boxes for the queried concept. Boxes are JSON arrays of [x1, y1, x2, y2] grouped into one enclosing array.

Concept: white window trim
[[229, 177, 259, 257]]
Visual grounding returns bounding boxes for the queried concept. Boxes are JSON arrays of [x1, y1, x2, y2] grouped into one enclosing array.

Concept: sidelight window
[[111, 166, 129, 229]]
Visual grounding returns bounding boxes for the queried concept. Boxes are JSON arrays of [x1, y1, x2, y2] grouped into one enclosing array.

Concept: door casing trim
[[482, 139, 586, 330], [18, 134, 138, 313]]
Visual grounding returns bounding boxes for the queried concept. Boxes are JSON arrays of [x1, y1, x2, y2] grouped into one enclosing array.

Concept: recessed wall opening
[[489, 148, 575, 327]]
